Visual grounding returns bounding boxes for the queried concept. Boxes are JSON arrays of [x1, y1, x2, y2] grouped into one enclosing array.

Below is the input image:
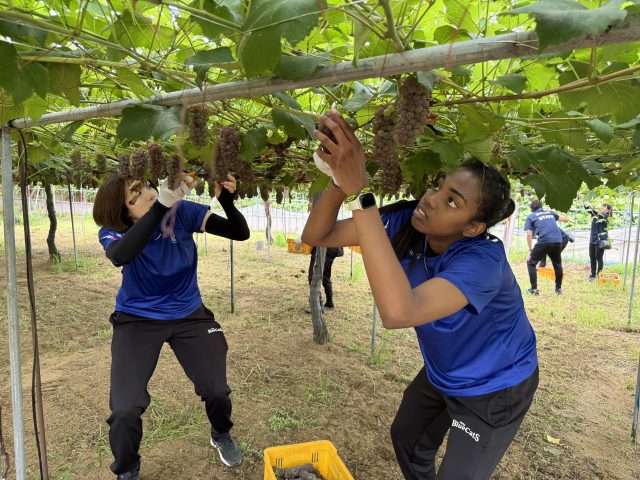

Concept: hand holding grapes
[[314, 109, 368, 196], [214, 174, 237, 198]]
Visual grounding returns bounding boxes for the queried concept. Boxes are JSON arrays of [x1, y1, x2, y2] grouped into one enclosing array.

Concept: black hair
[[603, 203, 613, 217], [385, 157, 515, 263], [530, 200, 542, 212]]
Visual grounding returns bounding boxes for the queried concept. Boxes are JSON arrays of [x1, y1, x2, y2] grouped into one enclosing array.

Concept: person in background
[[525, 200, 569, 295], [538, 228, 574, 268], [303, 110, 538, 480], [585, 203, 612, 280], [93, 172, 250, 480], [306, 199, 344, 312]]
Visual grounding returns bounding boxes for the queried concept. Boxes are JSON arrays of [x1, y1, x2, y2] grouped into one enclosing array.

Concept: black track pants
[[527, 243, 563, 289], [107, 305, 232, 475], [391, 367, 538, 480]]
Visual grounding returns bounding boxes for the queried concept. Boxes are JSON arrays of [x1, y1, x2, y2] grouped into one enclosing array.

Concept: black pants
[[538, 237, 569, 268], [108, 305, 232, 475], [589, 243, 605, 276], [527, 243, 563, 289], [308, 248, 336, 303], [391, 367, 538, 480]]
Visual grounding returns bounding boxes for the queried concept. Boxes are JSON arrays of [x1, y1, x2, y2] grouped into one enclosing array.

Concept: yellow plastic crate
[[538, 266, 555, 280], [264, 440, 354, 480], [598, 273, 621, 286], [287, 239, 313, 255]]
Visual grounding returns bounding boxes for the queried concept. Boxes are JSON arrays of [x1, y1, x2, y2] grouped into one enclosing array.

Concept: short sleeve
[[381, 205, 414, 239], [98, 227, 123, 251], [524, 215, 533, 231], [178, 200, 210, 233], [436, 245, 504, 315]]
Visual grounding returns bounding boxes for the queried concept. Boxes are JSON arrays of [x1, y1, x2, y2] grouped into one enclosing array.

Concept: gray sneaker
[[116, 463, 140, 480], [210, 433, 242, 467]]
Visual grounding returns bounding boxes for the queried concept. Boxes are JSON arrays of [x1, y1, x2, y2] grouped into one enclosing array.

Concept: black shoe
[[588, 275, 596, 282], [116, 464, 140, 480], [324, 301, 334, 309], [555, 288, 562, 295], [527, 288, 539, 296], [211, 432, 242, 467]]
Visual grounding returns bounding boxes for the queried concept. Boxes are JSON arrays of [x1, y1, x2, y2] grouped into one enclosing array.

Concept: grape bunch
[[275, 187, 284, 205], [188, 105, 209, 147], [117, 153, 131, 179], [147, 143, 164, 183], [70, 149, 83, 172], [395, 75, 432, 147], [95, 152, 107, 177], [194, 180, 205, 196], [377, 162, 404, 197], [130, 149, 147, 181], [218, 126, 243, 178], [274, 463, 324, 480], [373, 104, 398, 164], [259, 185, 270, 202], [165, 154, 182, 190]]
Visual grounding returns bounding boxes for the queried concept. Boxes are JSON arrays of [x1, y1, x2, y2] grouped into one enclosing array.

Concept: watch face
[[360, 192, 377, 209]]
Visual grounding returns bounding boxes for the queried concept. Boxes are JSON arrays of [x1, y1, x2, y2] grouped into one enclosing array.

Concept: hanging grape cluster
[[166, 154, 182, 189], [274, 463, 324, 480], [260, 185, 270, 202], [95, 152, 107, 176], [117, 153, 130, 179], [373, 104, 402, 196], [275, 187, 284, 204], [395, 75, 432, 147], [188, 105, 209, 147], [130, 149, 147, 180], [194, 180, 205, 196], [147, 143, 164, 183]]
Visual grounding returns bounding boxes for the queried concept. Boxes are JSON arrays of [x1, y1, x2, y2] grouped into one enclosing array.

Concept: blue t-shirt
[[99, 201, 210, 320], [382, 206, 538, 397], [525, 208, 561, 244]]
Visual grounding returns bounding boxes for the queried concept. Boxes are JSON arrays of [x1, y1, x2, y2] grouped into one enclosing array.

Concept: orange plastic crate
[[264, 440, 354, 480], [598, 273, 621, 286], [287, 239, 313, 255], [538, 266, 555, 281]]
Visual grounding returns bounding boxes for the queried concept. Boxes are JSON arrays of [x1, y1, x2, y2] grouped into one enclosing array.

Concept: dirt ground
[[0, 217, 639, 479]]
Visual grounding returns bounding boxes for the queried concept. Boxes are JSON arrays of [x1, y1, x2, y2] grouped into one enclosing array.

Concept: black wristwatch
[[345, 187, 376, 210]]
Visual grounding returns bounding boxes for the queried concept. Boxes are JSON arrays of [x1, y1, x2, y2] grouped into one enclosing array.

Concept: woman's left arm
[[200, 176, 250, 240], [316, 111, 468, 329]]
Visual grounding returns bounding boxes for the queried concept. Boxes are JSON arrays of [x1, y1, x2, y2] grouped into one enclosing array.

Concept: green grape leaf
[[505, 0, 628, 52], [115, 68, 154, 98], [272, 92, 302, 111], [431, 139, 464, 168], [585, 118, 614, 143], [190, 0, 243, 39], [433, 25, 471, 44], [116, 105, 182, 141], [0, 17, 48, 46], [185, 47, 237, 87], [489, 74, 527, 94], [524, 171, 578, 212], [271, 108, 315, 139], [274, 54, 328, 81], [239, 127, 269, 161], [342, 82, 374, 112], [0, 42, 33, 103], [508, 145, 537, 171], [48, 63, 82, 106], [57, 120, 85, 142], [309, 172, 330, 195]]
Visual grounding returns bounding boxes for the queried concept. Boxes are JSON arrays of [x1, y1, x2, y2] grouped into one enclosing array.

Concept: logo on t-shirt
[[207, 327, 223, 334]]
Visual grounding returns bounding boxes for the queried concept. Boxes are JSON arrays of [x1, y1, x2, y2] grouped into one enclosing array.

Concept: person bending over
[[302, 110, 538, 480], [93, 172, 249, 480]]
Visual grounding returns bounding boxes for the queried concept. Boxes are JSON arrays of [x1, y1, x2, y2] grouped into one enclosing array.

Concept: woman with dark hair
[[585, 203, 612, 280], [302, 110, 538, 480], [93, 172, 250, 480]]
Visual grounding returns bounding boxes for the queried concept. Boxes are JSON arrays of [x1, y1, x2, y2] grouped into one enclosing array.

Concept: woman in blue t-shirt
[[302, 111, 538, 480], [93, 172, 249, 480]]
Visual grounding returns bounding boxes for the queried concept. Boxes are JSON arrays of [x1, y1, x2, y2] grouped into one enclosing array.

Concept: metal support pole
[[632, 352, 640, 443], [627, 205, 640, 327], [2, 127, 27, 480], [624, 194, 635, 289], [67, 183, 78, 270], [230, 239, 235, 313], [350, 248, 354, 278]]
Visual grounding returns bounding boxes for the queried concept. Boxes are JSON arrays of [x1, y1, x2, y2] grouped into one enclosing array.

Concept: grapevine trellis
[[2, 0, 640, 478]]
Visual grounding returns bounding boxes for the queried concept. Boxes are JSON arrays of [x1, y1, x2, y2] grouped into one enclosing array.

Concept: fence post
[[624, 194, 635, 290]]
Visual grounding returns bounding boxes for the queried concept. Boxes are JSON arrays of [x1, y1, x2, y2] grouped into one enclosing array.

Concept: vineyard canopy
[[1, 0, 640, 208]]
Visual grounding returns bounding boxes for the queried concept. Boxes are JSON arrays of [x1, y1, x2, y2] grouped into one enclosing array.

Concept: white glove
[[313, 151, 339, 187], [158, 176, 192, 208]]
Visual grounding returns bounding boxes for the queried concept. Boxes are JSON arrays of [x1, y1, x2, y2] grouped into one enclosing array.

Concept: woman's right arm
[[105, 202, 168, 266], [301, 183, 359, 248]]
